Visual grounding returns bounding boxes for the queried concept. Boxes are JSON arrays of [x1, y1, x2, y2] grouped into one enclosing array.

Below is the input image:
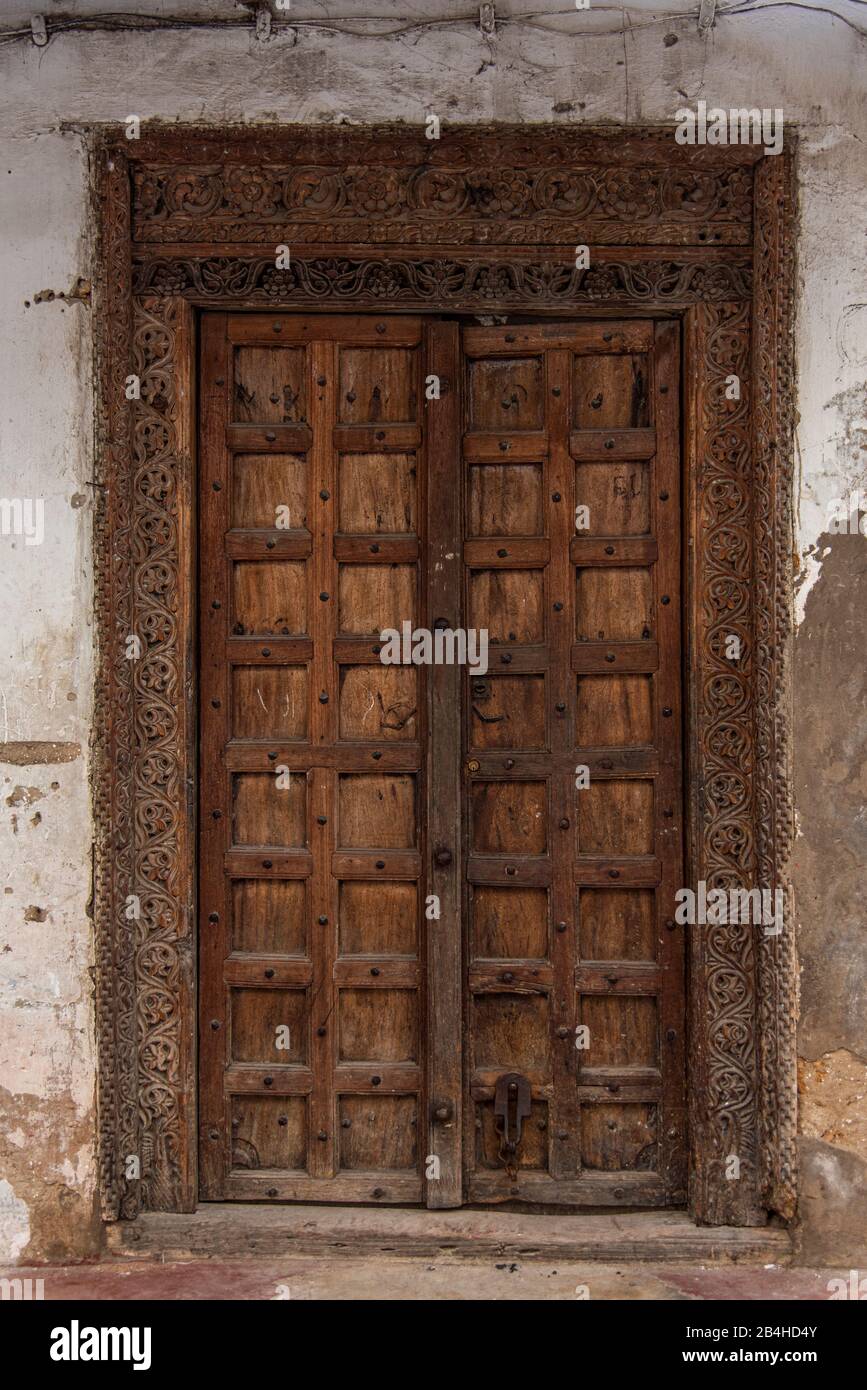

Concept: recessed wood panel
[[471, 886, 548, 959], [338, 453, 417, 533], [338, 564, 416, 635], [473, 992, 551, 1075], [338, 989, 419, 1062], [230, 987, 308, 1064], [576, 674, 653, 747], [232, 560, 308, 636], [232, 453, 307, 530], [338, 1096, 418, 1170], [233, 346, 307, 423], [338, 348, 417, 423], [467, 356, 544, 430], [471, 781, 547, 855], [230, 1096, 308, 1171], [232, 880, 307, 956], [232, 772, 307, 848], [338, 774, 416, 848], [468, 464, 543, 536], [469, 675, 546, 750], [338, 881, 418, 956], [578, 888, 655, 962], [232, 665, 308, 740], [576, 568, 653, 642], [469, 569, 544, 644], [577, 779, 654, 856], [579, 995, 658, 1068], [338, 665, 418, 741], [573, 354, 650, 430], [580, 1104, 658, 1172], [574, 461, 650, 536]]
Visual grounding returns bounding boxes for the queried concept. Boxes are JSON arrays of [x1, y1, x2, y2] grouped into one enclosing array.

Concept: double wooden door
[[198, 311, 686, 1208]]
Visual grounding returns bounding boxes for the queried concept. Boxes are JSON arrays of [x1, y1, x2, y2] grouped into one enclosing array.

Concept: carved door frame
[[91, 124, 797, 1227]]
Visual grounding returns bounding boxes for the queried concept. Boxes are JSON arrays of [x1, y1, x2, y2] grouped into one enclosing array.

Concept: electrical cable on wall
[[2, 1, 866, 46]]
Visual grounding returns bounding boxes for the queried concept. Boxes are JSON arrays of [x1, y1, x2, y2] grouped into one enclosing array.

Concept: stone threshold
[[107, 1205, 792, 1266]]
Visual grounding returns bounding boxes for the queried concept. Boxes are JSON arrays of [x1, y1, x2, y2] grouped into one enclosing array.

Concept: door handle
[[494, 1072, 532, 1182]]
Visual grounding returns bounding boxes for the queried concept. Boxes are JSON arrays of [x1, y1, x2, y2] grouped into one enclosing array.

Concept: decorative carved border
[[92, 128, 796, 1226]]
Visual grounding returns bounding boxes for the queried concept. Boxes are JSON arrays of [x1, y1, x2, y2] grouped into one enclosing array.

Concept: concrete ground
[[8, 1257, 843, 1300]]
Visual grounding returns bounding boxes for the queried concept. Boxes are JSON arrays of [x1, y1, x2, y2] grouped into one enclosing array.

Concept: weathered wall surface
[[0, 0, 864, 1266]]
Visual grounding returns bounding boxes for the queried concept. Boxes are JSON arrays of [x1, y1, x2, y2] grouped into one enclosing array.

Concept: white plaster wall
[[0, 0, 864, 1261]]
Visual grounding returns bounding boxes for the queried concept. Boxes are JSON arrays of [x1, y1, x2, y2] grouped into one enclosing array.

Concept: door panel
[[462, 320, 686, 1206], [199, 312, 686, 1209], [198, 312, 460, 1205]]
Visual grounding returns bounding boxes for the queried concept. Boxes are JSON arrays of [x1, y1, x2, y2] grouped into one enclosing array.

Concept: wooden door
[[198, 311, 686, 1210], [462, 320, 686, 1206], [198, 312, 461, 1205]]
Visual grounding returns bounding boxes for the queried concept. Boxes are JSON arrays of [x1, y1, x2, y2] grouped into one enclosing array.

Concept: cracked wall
[[0, 0, 865, 1264]]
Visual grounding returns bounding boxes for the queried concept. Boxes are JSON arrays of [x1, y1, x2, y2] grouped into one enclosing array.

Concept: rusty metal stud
[[497, 548, 508, 558], [371, 1075, 382, 1086], [372, 1187, 385, 1198], [317, 815, 327, 825], [604, 438, 614, 449], [211, 698, 221, 708], [375, 859, 385, 870], [506, 865, 517, 876], [659, 490, 669, 501], [278, 1115, 288, 1126], [556, 1026, 570, 1038], [211, 809, 221, 819], [608, 868, 620, 879], [606, 974, 619, 986], [606, 652, 615, 663], [262, 859, 273, 869], [211, 599, 221, 610], [319, 489, 330, 500], [662, 706, 672, 717], [316, 374, 327, 386], [267, 750, 278, 760], [500, 652, 512, 664], [261, 647, 271, 657], [266, 539, 275, 550], [661, 594, 671, 605], [605, 545, 615, 555], [212, 481, 221, 491], [264, 968, 275, 979], [372, 750, 382, 760], [318, 915, 328, 925], [552, 491, 561, 502], [559, 817, 569, 829], [556, 921, 567, 933], [268, 1187, 278, 1197], [665, 918, 676, 930], [319, 591, 329, 601], [371, 967, 381, 977], [209, 1129, 219, 1140], [263, 1076, 274, 1087], [210, 1019, 221, 1030], [551, 386, 561, 396], [341, 1117, 351, 1128], [659, 384, 669, 394], [664, 809, 674, 818], [215, 377, 225, 386], [502, 971, 514, 983], [265, 431, 276, 443], [553, 601, 563, 611], [317, 1026, 326, 1036], [370, 542, 380, 553], [208, 912, 219, 924], [667, 1028, 677, 1042], [556, 701, 566, 712]]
